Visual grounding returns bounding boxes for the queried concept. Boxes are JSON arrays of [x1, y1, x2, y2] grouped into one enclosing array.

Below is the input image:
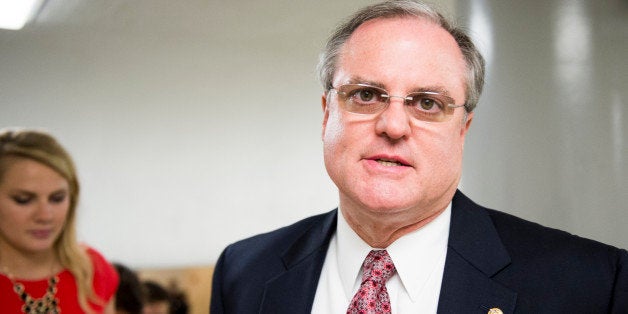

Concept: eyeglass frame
[[328, 83, 466, 123]]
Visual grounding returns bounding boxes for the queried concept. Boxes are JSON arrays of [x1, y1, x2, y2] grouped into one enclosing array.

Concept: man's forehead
[[347, 16, 448, 45], [334, 17, 466, 98]]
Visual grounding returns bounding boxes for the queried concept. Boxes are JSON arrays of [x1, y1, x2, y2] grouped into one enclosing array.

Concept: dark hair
[[113, 263, 144, 314], [143, 280, 171, 303]]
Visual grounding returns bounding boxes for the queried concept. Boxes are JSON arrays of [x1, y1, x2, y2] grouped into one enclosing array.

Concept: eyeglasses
[[329, 83, 465, 122]]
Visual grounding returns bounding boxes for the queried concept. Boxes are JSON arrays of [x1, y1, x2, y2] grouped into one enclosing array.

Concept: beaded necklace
[[12, 276, 61, 314], [1, 263, 61, 314]]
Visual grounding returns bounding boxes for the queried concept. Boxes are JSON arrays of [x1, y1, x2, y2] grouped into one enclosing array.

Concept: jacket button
[[488, 308, 503, 314]]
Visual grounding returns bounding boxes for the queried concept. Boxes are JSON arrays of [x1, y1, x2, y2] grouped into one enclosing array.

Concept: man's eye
[[420, 98, 436, 110], [357, 89, 376, 102], [412, 96, 443, 112], [349, 88, 381, 103]]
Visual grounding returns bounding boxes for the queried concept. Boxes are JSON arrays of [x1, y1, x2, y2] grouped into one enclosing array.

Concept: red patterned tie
[[347, 250, 396, 314]]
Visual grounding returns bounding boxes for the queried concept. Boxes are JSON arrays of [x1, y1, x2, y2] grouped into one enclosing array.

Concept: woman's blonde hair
[[0, 128, 101, 313]]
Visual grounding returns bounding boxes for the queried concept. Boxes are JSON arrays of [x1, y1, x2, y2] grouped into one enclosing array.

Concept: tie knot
[[362, 250, 396, 284]]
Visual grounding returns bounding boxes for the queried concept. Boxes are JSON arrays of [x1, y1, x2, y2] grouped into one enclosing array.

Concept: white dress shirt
[[311, 204, 451, 313]]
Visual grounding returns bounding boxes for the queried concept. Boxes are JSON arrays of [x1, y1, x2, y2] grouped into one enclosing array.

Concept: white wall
[[1, 0, 625, 268], [459, 0, 627, 250]]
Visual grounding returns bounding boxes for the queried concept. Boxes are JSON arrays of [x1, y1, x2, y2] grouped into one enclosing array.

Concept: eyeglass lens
[[333, 84, 460, 122]]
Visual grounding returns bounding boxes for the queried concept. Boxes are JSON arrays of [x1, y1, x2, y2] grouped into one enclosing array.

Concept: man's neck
[[339, 203, 448, 248]]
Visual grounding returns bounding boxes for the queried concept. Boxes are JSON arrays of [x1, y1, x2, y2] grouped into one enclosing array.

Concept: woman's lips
[[30, 229, 53, 239]]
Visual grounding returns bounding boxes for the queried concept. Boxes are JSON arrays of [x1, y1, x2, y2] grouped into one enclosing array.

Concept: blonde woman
[[0, 129, 119, 313]]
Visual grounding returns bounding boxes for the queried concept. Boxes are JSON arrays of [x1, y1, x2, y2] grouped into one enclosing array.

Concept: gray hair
[[317, 0, 485, 112]]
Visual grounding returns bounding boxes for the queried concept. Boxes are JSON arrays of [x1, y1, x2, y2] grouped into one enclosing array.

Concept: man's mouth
[[375, 158, 409, 167]]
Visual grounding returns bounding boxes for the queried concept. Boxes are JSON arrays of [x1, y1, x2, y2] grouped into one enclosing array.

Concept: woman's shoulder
[[84, 246, 109, 265], [82, 245, 120, 300]]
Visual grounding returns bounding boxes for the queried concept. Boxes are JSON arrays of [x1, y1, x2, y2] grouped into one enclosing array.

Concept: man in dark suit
[[210, 1, 627, 313]]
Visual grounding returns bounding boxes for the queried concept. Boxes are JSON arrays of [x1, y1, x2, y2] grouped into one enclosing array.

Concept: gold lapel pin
[[488, 308, 503, 314]]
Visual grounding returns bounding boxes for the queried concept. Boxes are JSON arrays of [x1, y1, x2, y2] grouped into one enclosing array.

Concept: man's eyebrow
[[346, 77, 387, 89], [410, 86, 452, 96], [347, 77, 453, 96]]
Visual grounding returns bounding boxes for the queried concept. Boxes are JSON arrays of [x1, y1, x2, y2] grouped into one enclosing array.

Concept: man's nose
[[374, 98, 412, 140]]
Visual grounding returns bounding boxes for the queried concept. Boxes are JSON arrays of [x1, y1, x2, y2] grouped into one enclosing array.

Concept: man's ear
[[462, 111, 473, 137], [460, 111, 474, 150], [321, 93, 330, 141]]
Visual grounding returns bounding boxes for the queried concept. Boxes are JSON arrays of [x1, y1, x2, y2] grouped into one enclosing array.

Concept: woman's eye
[[50, 193, 67, 204], [12, 195, 32, 205]]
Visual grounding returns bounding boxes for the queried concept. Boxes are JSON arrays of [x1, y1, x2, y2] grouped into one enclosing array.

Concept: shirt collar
[[336, 204, 451, 301]]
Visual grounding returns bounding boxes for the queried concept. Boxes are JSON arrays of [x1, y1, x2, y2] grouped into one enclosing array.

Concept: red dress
[[0, 247, 119, 313]]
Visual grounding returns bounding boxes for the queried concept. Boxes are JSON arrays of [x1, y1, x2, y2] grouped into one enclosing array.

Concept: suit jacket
[[210, 191, 628, 313]]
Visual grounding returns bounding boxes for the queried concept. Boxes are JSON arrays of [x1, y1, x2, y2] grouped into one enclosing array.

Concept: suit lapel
[[437, 191, 518, 313], [257, 192, 518, 313], [259, 210, 337, 314]]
